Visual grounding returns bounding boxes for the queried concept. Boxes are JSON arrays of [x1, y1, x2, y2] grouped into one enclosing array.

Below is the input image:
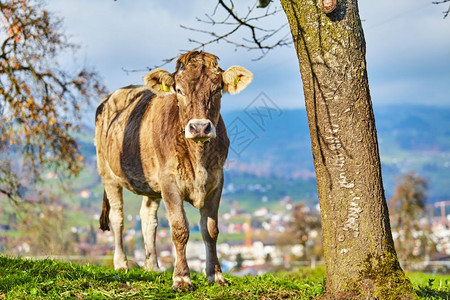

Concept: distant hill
[[218, 105, 450, 203]]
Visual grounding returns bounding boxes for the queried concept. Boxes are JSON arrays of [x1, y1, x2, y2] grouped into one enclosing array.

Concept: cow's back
[[95, 85, 160, 195]]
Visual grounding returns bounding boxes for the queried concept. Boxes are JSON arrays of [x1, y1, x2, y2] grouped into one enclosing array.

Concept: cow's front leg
[[105, 184, 128, 270], [161, 183, 191, 290], [200, 181, 227, 285], [140, 196, 160, 271]]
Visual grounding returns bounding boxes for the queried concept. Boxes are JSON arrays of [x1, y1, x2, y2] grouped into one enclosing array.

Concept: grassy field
[[0, 256, 449, 299]]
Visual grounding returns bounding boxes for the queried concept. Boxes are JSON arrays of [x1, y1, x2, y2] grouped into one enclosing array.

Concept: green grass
[[0, 256, 448, 299], [407, 272, 450, 300]]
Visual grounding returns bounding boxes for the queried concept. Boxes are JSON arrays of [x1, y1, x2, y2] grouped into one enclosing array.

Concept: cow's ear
[[143, 68, 175, 95], [222, 66, 253, 95]]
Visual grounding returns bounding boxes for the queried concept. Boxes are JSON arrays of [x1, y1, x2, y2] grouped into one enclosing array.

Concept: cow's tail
[[99, 190, 111, 231]]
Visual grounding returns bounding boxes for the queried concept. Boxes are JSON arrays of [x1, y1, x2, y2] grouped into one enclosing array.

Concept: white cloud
[[360, 0, 450, 106]]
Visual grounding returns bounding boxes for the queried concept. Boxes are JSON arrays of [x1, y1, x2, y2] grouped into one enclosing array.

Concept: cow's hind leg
[[200, 179, 227, 285], [140, 196, 160, 271], [104, 184, 128, 270]]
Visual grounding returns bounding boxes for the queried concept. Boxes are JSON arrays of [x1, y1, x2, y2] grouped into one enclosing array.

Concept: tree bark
[[279, 0, 413, 298]]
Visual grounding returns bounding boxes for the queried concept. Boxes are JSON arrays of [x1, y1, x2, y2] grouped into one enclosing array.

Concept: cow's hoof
[[143, 261, 160, 273], [172, 276, 192, 291], [114, 261, 128, 271], [208, 272, 228, 286], [114, 253, 128, 271]]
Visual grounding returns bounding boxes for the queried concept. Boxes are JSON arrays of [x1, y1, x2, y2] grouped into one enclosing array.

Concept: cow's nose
[[189, 120, 211, 135], [185, 119, 216, 141], [189, 121, 211, 135]]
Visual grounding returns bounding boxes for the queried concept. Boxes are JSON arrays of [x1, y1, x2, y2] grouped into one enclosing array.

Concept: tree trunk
[[279, 0, 413, 298]]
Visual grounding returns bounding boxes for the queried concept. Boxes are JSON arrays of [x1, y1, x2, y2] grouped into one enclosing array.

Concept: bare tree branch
[[121, 0, 291, 73], [181, 0, 292, 61], [433, 0, 450, 18], [121, 54, 182, 74]]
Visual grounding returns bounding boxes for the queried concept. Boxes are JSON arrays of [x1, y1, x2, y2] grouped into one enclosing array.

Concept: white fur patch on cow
[[184, 118, 216, 141]]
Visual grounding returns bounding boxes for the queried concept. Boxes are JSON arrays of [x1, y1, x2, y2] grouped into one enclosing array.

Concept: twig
[[121, 0, 292, 73], [432, 0, 450, 18], [182, 0, 291, 59]]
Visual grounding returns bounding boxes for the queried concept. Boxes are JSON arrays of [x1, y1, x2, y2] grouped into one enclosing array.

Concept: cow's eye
[[177, 88, 184, 96]]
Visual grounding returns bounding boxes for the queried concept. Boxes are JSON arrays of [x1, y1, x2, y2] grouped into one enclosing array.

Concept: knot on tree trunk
[[321, 0, 336, 13]]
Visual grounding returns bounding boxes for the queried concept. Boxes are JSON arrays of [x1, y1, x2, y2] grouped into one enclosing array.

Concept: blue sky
[[48, 0, 450, 112]]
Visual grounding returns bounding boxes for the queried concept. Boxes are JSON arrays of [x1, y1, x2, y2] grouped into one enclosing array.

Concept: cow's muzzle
[[184, 119, 216, 142]]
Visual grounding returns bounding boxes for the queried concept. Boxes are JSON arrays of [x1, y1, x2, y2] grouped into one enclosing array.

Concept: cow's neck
[[185, 139, 213, 172], [182, 139, 216, 209]]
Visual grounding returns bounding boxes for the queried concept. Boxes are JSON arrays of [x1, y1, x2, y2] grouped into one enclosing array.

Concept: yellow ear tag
[[234, 76, 241, 87], [160, 83, 169, 92]]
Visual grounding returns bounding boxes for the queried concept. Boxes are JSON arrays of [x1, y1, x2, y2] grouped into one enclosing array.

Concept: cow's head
[[144, 51, 253, 142]]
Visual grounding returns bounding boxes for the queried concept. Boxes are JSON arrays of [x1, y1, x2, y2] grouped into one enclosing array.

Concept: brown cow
[[95, 51, 252, 289]]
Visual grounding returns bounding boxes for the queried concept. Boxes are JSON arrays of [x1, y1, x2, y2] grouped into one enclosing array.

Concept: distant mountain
[[219, 105, 450, 203], [222, 109, 314, 178]]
